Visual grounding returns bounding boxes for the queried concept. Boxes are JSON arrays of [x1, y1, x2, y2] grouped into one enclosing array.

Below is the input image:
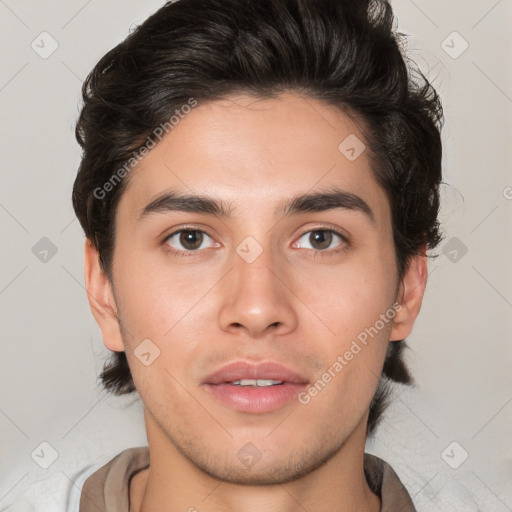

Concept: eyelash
[[162, 226, 349, 258]]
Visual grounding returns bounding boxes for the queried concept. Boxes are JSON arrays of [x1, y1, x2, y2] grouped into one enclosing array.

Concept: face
[[86, 92, 425, 485]]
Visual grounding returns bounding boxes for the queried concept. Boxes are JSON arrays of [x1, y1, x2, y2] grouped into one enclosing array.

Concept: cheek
[[113, 257, 218, 400], [298, 259, 397, 339], [337, 285, 395, 342], [299, 281, 395, 419], [113, 251, 217, 338], [294, 258, 397, 405]]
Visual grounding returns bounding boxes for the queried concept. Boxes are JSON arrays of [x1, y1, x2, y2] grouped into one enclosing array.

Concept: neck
[[132, 410, 381, 512]]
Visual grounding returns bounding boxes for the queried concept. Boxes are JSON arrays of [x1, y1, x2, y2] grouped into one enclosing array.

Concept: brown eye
[[165, 229, 213, 252], [295, 229, 345, 252], [309, 230, 333, 250], [180, 230, 203, 250]]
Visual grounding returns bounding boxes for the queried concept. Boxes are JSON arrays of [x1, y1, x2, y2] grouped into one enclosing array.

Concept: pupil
[[311, 230, 331, 250], [181, 230, 202, 250]]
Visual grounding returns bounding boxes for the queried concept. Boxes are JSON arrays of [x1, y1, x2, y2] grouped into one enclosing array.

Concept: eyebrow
[[137, 187, 374, 223]]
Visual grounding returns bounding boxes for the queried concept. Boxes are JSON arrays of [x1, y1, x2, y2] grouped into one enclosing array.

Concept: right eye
[[163, 229, 218, 255]]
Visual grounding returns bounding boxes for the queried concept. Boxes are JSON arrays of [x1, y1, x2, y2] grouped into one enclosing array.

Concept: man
[[71, 0, 443, 510]]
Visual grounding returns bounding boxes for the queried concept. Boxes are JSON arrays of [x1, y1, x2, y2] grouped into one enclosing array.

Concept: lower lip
[[203, 383, 308, 413]]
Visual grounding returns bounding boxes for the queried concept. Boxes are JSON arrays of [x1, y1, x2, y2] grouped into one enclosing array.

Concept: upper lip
[[203, 360, 309, 385]]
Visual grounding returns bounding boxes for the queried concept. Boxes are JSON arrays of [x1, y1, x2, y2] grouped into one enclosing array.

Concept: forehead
[[117, 92, 390, 225]]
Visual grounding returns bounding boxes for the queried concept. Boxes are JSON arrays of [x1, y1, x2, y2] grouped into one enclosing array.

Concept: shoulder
[[364, 453, 417, 512], [77, 446, 150, 512]]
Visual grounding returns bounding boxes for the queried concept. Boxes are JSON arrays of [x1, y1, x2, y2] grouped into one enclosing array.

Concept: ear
[[84, 238, 125, 352], [389, 250, 428, 342]]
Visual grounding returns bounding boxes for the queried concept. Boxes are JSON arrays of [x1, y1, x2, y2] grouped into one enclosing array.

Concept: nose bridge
[[235, 237, 280, 298], [218, 235, 297, 337]]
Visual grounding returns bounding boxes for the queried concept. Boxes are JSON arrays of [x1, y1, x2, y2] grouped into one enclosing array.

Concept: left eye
[[294, 229, 345, 251], [164, 230, 215, 252]]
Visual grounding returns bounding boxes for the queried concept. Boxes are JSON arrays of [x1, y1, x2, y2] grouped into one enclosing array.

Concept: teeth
[[230, 379, 284, 386]]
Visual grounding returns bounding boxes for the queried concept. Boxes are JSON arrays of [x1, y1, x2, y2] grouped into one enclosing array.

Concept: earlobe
[[389, 251, 428, 342], [84, 239, 125, 352]]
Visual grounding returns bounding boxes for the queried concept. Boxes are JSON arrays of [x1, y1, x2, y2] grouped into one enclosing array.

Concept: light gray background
[[1, 1, 511, 510]]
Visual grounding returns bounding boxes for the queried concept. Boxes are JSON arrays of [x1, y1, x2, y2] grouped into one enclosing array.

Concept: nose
[[217, 243, 298, 339]]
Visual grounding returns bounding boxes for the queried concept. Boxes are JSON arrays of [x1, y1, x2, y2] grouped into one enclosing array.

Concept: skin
[[84, 92, 427, 512]]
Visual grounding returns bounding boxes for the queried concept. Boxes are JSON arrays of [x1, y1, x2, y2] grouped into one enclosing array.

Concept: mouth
[[229, 379, 285, 386], [202, 361, 309, 414]]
